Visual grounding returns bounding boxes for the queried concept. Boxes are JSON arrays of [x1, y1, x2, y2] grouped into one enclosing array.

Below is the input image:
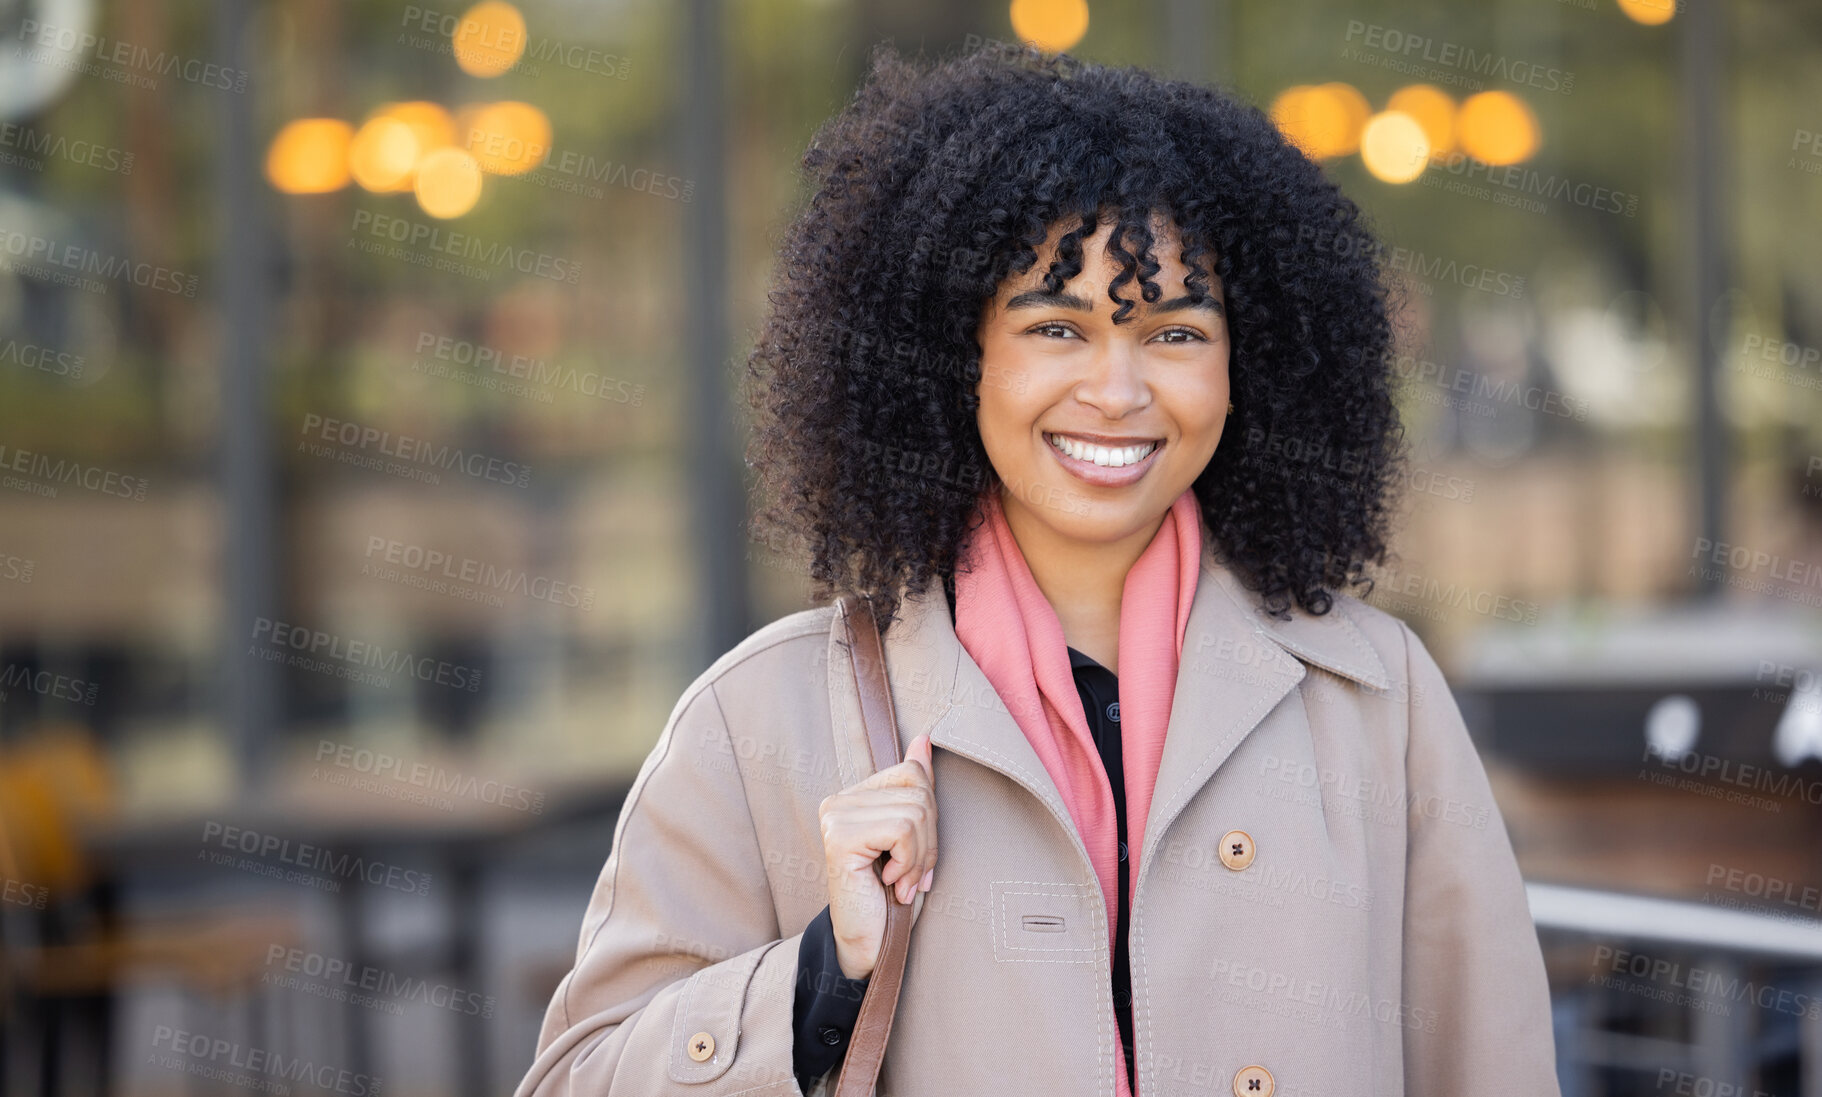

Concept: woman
[[517, 41, 1559, 1097]]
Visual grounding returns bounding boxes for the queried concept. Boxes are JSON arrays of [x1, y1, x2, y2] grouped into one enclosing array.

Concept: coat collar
[[825, 541, 1391, 888]]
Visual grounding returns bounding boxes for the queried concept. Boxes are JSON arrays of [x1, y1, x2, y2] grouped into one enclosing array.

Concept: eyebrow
[[1003, 289, 1224, 316]]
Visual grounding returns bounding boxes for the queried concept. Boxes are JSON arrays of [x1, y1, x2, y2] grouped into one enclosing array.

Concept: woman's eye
[[1025, 323, 1206, 343]]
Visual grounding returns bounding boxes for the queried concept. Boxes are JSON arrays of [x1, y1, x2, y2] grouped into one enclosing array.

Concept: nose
[[1073, 339, 1151, 418]]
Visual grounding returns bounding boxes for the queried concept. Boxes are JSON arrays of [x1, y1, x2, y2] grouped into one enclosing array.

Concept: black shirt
[[791, 646, 1136, 1092]]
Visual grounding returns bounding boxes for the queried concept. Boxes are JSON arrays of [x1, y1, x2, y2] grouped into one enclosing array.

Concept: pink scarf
[[953, 487, 1202, 1097]]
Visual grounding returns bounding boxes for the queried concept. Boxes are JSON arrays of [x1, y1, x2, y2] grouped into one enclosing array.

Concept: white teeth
[[1047, 434, 1158, 468]]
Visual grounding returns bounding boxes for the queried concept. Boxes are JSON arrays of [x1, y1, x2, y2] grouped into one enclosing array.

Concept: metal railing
[[1531, 881, 1822, 1097]]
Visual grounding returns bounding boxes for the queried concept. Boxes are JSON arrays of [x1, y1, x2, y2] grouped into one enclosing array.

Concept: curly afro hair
[[744, 39, 1408, 631]]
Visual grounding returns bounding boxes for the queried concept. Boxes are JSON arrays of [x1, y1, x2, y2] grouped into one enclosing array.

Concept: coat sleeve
[[1396, 620, 1562, 1097], [515, 678, 809, 1097]]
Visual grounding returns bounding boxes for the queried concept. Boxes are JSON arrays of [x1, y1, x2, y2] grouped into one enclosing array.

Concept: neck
[[997, 487, 1165, 675]]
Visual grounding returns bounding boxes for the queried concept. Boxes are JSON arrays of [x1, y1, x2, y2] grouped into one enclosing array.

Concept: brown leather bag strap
[[832, 594, 914, 1097]]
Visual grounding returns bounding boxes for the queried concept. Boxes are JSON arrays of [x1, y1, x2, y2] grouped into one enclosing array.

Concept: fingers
[[856, 733, 936, 791], [876, 807, 931, 887], [906, 732, 935, 784], [829, 803, 933, 888], [822, 731, 940, 907]]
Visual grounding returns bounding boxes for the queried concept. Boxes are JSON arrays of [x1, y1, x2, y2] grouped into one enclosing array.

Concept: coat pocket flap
[[666, 942, 768, 1083], [991, 880, 1103, 963]]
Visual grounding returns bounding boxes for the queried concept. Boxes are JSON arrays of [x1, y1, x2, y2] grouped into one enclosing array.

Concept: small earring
[[1227, 401, 1235, 416]]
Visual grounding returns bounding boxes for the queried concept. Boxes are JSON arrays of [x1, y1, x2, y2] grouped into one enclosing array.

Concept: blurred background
[[1, 0, 1820, 1094]]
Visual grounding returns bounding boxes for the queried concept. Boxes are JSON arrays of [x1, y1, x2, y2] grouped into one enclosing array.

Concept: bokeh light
[[1617, 0, 1677, 25], [452, 1, 528, 77], [1270, 83, 1368, 159], [1387, 84, 1456, 158], [1457, 90, 1540, 166], [379, 101, 458, 158], [1009, 0, 1090, 53], [1360, 111, 1431, 183], [414, 147, 485, 218], [265, 119, 353, 194], [348, 116, 420, 193], [462, 101, 552, 176]]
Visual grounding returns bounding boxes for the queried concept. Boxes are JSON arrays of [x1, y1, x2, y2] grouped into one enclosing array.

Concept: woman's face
[[974, 215, 1229, 552]]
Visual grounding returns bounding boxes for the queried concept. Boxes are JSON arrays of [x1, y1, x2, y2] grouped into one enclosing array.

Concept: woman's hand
[[817, 732, 937, 980]]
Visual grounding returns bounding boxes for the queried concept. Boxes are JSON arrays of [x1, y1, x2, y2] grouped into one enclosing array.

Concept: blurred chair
[[0, 724, 301, 1097]]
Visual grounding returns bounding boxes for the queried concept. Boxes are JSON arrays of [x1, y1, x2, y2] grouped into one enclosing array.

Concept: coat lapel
[[839, 546, 1394, 886], [1134, 548, 1392, 878]]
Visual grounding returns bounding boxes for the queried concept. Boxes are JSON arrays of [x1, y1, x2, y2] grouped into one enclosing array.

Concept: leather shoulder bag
[[831, 593, 915, 1097]]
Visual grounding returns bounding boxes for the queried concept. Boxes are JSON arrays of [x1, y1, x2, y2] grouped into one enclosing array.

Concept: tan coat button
[[687, 1031, 715, 1061], [1218, 829, 1255, 871], [1233, 1064, 1274, 1096]]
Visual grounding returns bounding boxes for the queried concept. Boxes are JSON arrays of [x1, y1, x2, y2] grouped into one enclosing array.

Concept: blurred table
[[78, 769, 632, 1097]]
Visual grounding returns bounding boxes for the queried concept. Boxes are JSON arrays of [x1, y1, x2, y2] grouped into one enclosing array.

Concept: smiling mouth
[[1043, 432, 1162, 468]]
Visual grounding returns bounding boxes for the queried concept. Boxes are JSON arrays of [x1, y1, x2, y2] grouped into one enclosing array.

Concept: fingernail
[[920, 868, 933, 891]]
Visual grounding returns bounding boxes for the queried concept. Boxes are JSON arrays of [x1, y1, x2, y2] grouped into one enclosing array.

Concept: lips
[[1043, 432, 1161, 468], [1042, 431, 1164, 487]]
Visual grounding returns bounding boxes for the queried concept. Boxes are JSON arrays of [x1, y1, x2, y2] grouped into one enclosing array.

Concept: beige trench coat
[[517, 546, 1561, 1097]]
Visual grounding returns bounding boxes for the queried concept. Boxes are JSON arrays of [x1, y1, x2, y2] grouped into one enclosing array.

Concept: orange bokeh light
[[415, 147, 485, 218], [1617, 0, 1676, 25], [265, 119, 353, 194], [1270, 83, 1368, 160], [452, 1, 527, 77], [348, 116, 420, 193], [461, 101, 552, 176], [1386, 84, 1456, 158], [1009, 0, 1089, 53], [1457, 91, 1539, 166], [1360, 111, 1430, 183]]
